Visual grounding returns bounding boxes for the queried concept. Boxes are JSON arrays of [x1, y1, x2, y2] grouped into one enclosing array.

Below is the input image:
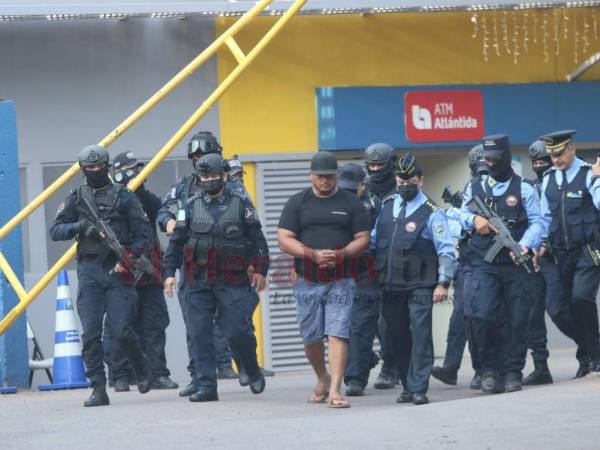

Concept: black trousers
[[344, 282, 381, 387], [527, 272, 550, 362], [184, 279, 260, 389], [470, 260, 534, 377], [541, 247, 600, 361], [77, 259, 148, 388], [382, 287, 434, 394]]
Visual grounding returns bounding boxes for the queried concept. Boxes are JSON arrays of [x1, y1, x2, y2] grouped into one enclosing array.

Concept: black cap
[[539, 130, 576, 156], [310, 151, 338, 175], [528, 140, 550, 161], [113, 151, 143, 170], [228, 159, 245, 175], [482, 134, 510, 159], [396, 152, 422, 180], [338, 163, 366, 190]]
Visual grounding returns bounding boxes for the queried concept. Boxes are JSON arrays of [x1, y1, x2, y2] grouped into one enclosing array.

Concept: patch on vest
[[567, 191, 583, 198], [505, 195, 519, 207], [405, 221, 417, 233], [56, 201, 65, 216]]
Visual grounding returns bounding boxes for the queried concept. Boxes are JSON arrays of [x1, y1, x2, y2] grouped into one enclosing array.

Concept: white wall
[[1, 17, 220, 386]]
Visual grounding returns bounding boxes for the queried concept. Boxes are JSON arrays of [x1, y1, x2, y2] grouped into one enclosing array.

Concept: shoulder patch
[[432, 221, 446, 238]]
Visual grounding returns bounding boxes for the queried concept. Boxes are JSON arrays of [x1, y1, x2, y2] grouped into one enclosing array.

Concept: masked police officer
[[432, 145, 486, 389], [363, 143, 401, 390], [460, 134, 543, 394], [336, 163, 382, 397], [102, 151, 179, 392], [521, 141, 553, 385], [157, 131, 239, 396], [163, 153, 269, 402], [538, 130, 600, 377], [50, 145, 151, 407], [375, 152, 456, 405]]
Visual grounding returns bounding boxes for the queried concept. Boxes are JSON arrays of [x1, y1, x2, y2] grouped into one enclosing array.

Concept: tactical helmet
[[195, 153, 226, 176], [468, 144, 484, 164], [78, 145, 109, 168], [364, 143, 396, 165], [528, 140, 550, 161], [187, 131, 222, 159]]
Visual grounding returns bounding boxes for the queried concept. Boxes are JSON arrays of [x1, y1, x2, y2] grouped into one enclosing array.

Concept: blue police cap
[[482, 134, 510, 159], [396, 152, 422, 180], [338, 163, 366, 190], [539, 130, 576, 156]]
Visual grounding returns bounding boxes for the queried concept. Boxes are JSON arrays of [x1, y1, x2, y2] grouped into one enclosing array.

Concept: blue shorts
[[294, 277, 356, 344]]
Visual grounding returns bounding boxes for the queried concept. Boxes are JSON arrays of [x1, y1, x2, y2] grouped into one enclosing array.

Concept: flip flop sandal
[[327, 397, 350, 409], [307, 392, 329, 404]]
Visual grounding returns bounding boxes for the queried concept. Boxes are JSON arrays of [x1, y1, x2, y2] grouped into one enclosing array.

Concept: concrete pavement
[[1, 347, 599, 450]]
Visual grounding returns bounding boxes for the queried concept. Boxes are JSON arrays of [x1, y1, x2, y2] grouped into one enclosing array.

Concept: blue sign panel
[[317, 81, 600, 150]]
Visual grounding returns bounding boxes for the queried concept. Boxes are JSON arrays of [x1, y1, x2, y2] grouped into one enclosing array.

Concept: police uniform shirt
[[540, 157, 600, 240], [163, 188, 268, 279], [372, 190, 456, 283], [459, 174, 544, 251], [445, 207, 465, 240]]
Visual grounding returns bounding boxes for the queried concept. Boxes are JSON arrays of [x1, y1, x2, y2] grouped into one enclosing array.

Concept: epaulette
[[424, 198, 439, 212], [581, 161, 592, 168]]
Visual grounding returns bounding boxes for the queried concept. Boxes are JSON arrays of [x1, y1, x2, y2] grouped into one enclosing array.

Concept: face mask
[[396, 184, 419, 202], [114, 168, 137, 185], [84, 166, 110, 188], [533, 162, 551, 181], [200, 178, 224, 195]]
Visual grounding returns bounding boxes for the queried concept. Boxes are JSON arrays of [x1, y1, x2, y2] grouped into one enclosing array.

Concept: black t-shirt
[[278, 187, 370, 282]]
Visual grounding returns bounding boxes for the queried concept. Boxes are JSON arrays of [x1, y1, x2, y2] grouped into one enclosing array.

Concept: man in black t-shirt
[[278, 152, 370, 409]]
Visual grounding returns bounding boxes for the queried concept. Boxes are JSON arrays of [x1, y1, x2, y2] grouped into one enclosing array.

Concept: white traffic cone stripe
[[56, 285, 70, 302], [55, 310, 79, 333], [54, 343, 85, 358]]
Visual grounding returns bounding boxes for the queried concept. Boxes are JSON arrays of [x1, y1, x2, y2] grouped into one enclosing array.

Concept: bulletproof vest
[[75, 183, 127, 258], [186, 192, 248, 277], [456, 179, 474, 265], [468, 176, 528, 264], [137, 189, 163, 285], [375, 197, 438, 291], [545, 165, 600, 250]]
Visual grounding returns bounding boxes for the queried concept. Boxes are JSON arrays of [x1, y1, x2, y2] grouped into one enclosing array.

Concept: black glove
[[76, 219, 98, 238]]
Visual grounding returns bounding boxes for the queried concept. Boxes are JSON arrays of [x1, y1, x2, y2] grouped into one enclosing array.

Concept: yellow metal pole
[[0, 0, 307, 335], [0, 252, 27, 301], [0, 244, 76, 335], [0, 0, 273, 241], [128, 0, 307, 193]]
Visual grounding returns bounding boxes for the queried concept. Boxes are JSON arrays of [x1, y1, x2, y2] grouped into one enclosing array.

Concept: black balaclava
[[532, 159, 552, 182], [367, 164, 396, 196], [483, 134, 513, 182], [487, 150, 513, 182], [84, 165, 110, 188], [200, 177, 224, 195]]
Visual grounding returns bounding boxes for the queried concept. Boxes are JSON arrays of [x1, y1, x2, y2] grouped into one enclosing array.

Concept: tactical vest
[[456, 179, 475, 265], [545, 165, 600, 250], [75, 183, 128, 259], [185, 193, 248, 277], [375, 197, 438, 291], [468, 176, 528, 264]]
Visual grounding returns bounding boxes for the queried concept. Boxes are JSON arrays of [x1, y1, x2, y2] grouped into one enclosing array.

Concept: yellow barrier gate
[[0, 0, 307, 338]]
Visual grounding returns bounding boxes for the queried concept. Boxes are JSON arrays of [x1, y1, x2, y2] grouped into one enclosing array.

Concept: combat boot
[[523, 360, 553, 385], [114, 378, 130, 392], [84, 387, 110, 407], [505, 373, 522, 393], [217, 365, 239, 380], [345, 380, 365, 397], [151, 376, 179, 389], [374, 364, 398, 389], [431, 366, 457, 386], [574, 357, 591, 379], [179, 380, 199, 397], [470, 372, 482, 390]]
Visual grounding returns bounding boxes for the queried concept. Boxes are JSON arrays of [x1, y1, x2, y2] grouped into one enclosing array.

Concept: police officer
[[157, 131, 239, 396], [375, 152, 456, 405], [431, 145, 486, 389], [50, 145, 151, 407], [538, 130, 600, 377], [460, 134, 543, 394], [228, 159, 246, 183], [163, 153, 269, 402], [363, 143, 401, 390], [103, 151, 179, 392], [521, 141, 553, 385], [337, 163, 382, 397]]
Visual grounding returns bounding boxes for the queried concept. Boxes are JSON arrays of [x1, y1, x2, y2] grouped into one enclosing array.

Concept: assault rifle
[[80, 195, 154, 283], [442, 186, 463, 208], [467, 195, 533, 273]]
